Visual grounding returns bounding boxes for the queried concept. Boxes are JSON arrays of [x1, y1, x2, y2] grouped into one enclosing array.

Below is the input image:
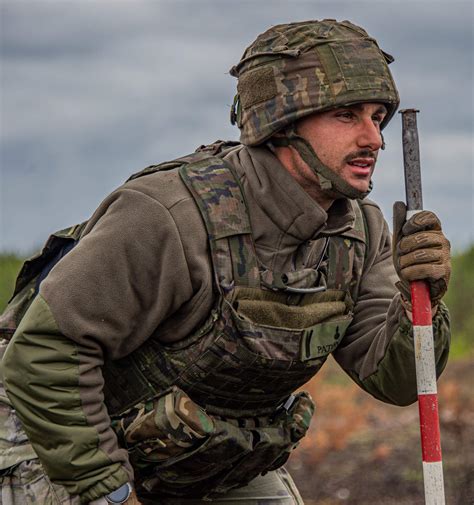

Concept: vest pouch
[[203, 390, 315, 499], [126, 387, 314, 499], [122, 386, 253, 497], [119, 386, 215, 465]]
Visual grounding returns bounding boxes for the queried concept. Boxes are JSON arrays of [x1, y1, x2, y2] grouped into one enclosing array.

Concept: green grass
[[0, 254, 23, 310], [443, 246, 474, 357]]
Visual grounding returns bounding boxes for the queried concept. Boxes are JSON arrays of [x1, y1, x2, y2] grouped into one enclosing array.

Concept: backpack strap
[[0, 222, 87, 340]]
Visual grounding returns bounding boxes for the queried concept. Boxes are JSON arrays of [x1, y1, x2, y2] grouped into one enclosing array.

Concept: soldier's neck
[[273, 145, 335, 211]]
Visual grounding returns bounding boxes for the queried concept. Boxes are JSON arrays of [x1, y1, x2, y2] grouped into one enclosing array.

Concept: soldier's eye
[[337, 111, 354, 120]]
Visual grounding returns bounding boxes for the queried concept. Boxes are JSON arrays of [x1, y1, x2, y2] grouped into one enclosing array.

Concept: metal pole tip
[[399, 108, 420, 114]]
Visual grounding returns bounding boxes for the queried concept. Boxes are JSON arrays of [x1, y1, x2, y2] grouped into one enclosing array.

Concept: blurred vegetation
[[0, 246, 473, 357], [443, 245, 474, 358], [0, 254, 23, 310]]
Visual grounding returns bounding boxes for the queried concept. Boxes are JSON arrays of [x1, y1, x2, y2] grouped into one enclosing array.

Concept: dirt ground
[[287, 356, 474, 505]]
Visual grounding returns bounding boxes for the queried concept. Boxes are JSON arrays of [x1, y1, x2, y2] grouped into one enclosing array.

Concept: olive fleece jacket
[[3, 145, 450, 503]]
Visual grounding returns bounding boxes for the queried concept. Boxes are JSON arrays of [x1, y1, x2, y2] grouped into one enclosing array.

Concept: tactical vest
[[101, 148, 367, 498], [0, 143, 367, 499], [102, 155, 367, 419]]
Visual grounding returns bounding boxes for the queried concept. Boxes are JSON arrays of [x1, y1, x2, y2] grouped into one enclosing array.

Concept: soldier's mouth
[[347, 158, 374, 175]]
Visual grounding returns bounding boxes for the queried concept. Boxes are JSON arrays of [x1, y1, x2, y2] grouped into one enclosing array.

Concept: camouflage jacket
[[2, 144, 450, 503]]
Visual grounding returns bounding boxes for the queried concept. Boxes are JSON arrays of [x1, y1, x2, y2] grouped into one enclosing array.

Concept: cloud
[[370, 129, 473, 252], [1, 0, 472, 252]]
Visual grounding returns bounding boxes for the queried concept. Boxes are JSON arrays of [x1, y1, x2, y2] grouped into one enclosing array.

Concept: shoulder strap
[[326, 199, 368, 301], [357, 200, 370, 263], [179, 156, 260, 290], [126, 153, 208, 183], [126, 140, 241, 183], [127, 143, 261, 290]]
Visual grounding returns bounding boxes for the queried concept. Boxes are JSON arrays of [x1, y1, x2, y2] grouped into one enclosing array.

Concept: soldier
[[1, 19, 451, 505]]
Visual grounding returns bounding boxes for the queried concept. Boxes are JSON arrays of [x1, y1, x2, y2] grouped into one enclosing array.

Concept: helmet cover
[[230, 19, 400, 145]]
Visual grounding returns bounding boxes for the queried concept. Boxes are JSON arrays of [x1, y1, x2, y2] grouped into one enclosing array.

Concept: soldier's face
[[297, 103, 387, 193]]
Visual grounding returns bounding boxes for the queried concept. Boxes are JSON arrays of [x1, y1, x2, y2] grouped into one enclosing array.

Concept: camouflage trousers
[[141, 468, 305, 505], [0, 459, 80, 505], [0, 460, 303, 505]]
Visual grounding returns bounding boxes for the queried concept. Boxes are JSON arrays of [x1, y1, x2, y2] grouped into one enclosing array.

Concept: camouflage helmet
[[230, 19, 400, 146]]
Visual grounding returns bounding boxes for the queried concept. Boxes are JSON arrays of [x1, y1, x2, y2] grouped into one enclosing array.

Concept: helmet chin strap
[[270, 125, 373, 200]]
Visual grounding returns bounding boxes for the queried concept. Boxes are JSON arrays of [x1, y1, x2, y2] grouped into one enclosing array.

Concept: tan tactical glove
[[393, 201, 451, 307]]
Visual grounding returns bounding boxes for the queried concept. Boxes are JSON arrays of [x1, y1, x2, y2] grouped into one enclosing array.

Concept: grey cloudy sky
[[1, 0, 473, 253]]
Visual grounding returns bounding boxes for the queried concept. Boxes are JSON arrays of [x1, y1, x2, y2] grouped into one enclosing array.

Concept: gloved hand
[[393, 201, 451, 307]]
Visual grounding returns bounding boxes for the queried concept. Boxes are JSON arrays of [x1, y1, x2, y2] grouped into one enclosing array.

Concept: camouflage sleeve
[[0, 339, 38, 471], [332, 201, 451, 406]]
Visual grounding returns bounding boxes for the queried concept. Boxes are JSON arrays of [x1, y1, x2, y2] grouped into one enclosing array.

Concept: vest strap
[[180, 159, 260, 289]]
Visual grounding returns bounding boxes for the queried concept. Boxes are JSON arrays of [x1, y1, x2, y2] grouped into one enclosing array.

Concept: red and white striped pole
[[400, 109, 445, 505]]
